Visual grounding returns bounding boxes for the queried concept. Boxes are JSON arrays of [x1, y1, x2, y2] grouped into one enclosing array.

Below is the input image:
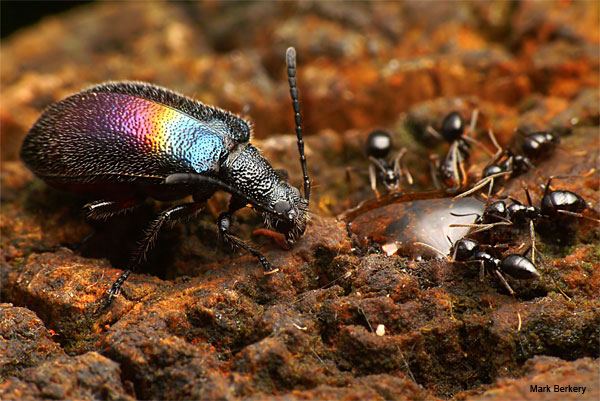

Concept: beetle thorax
[[221, 143, 308, 241]]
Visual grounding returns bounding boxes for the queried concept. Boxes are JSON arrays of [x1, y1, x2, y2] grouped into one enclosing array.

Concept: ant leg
[[393, 147, 413, 185], [429, 154, 441, 189], [426, 125, 444, 140], [507, 195, 523, 206], [454, 172, 506, 200], [413, 242, 450, 260], [543, 171, 598, 196], [467, 109, 479, 137], [543, 176, 557, 198], [494, 270, 515, 295], [368, 164, 380, 198], [462, 110, 495, 157], [478, 260, 485, 282], [450, 143, 461, 188], [487, 129, 504, 161], [523, 186, 533, 207], [84, 199, 140, 220], [529, 220, 537, 264], [557, 210, 600, 223], [218, 198, 277, 274], [448, 221, 511, 235]]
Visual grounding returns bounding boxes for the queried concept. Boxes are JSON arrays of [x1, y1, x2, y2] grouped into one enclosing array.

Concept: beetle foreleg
[[218, 212, 277, 273]]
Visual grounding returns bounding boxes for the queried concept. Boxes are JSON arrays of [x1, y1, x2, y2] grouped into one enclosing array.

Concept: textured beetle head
[[266, 181, 308, 243]]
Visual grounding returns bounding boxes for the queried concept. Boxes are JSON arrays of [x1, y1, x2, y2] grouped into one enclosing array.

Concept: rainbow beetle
[[20, 47, 310, 300]]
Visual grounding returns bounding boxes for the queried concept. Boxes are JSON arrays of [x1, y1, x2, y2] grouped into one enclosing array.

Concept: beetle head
[[265, 181, 308, 244]]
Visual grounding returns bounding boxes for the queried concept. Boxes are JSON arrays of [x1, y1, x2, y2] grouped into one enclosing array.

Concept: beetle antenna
[[286, 46, 311, 202]]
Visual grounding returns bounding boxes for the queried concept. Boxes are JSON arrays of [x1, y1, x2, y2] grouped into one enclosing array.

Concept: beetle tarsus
[[107, 269, 131, 302]]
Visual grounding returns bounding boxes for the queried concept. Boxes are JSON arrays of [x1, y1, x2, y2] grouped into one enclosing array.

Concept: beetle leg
[[133, 202, 204, 264], [218, 212, 276, 273], [84, 199, 140, 220], [218, 198, 277, 273], [106, 202, 204, 303]]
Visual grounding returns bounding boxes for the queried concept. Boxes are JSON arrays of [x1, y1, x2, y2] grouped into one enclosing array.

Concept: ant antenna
[[413, 241, 451, 260], [286, 47, 311, 202]]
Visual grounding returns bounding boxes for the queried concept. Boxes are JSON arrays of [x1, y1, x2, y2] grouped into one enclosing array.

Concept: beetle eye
[[274, 200, 291, 215], [291, 186, 301, 198]]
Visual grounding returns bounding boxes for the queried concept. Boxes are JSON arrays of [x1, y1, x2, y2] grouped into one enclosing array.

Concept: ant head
[[510, 154, 534, 173], [441, 111, 464, 142], [485, 201, 507, 218], [452, 238, 479, 262], [366, 130, 392, 159]]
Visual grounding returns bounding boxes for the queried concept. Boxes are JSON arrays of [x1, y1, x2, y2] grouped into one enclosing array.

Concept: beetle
[[20, 47, 310, 300]]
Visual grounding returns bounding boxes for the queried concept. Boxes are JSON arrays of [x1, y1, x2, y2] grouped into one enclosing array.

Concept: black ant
[[416, 236, 540, 295], [366, 130, 413, 197], [428, 110, 493, 193], [455, 130, 559, 200], [451, 175, 599, 262], [451, 238, 540, 295]]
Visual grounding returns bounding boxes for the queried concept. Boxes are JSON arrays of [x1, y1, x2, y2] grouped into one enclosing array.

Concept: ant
[[451, 238, 540, 295], [366, 130, 413, 197], [428, 110, 492, 193], [451, 175, 599, 262], [455, 130, 559, 200], [416, 236, 539, 295]]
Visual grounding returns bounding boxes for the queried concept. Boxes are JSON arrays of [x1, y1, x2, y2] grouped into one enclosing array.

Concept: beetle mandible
[[20, 47, 310, 299]]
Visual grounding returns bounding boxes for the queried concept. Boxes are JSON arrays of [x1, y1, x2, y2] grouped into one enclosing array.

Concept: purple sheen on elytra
[[350, 197, 485, 258], [21, 89, 238, 182]]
